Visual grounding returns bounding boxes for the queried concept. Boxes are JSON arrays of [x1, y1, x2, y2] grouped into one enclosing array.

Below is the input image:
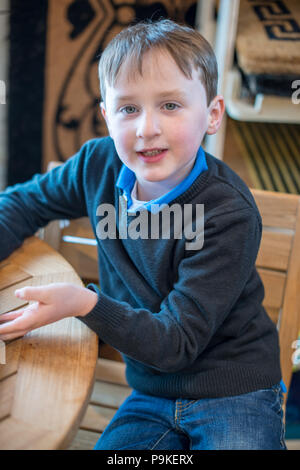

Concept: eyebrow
[[114, 89, 188, 103]]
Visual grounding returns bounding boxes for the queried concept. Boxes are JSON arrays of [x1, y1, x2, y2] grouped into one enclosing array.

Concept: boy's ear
[[206, 95, 225, 135], [100, 101, 107, 121], [100, 102, 112, 136]]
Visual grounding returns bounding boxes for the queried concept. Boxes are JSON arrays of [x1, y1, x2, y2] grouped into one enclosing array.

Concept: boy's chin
[[138, 173, 170, 183]]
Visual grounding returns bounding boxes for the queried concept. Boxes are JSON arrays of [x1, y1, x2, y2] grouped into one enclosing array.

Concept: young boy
[[0, 19, 286, 450]]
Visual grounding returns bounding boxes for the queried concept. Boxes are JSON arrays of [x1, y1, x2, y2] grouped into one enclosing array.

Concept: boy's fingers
[[0, 310, 24, 323], [15, 286, 48, 303], [0, 330, 26, 341], [0, 321, 22, 336]]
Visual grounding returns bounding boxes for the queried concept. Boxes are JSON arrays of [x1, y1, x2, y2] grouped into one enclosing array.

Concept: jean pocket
[[254, 385, 286, 449], [269, 385, 287, 449], [269, 384, 285, 414], [248, 384, 283, 416]]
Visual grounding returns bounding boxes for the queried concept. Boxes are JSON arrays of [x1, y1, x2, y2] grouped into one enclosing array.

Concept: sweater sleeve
[[0, 142, 91, 261], [78, 206, 262, 373]]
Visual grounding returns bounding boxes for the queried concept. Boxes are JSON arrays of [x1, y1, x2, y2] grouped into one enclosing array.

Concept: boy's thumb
[[15, 286, 48, 303]]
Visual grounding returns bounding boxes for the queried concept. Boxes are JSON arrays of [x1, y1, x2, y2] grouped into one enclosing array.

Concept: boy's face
[[101, 49, 224, 193]]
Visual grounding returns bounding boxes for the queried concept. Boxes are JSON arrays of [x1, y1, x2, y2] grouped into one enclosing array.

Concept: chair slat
[[256, 230, 292, 271], [251, 189, 299, 230], [258, 268, 286, 309], [278, 200, 300, 390], [264, 307, 280, 326], [95, 358, 127, 386], [90, 381, 132, 409], [62, 217, 95, 239], [67, 429, 99, 450], [59, 244, 98, 281], [80, 404, 115, 433]]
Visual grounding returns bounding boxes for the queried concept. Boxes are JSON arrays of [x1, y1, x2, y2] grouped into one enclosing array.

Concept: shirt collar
[[116, 146, 207, 213]]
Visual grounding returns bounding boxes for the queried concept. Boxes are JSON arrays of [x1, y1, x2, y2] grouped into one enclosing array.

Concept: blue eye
[[164, 103, 178, 111], [121, 106, 137, 114]]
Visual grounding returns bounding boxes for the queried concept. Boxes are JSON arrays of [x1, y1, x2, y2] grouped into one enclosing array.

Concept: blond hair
[[98, 19, 218, 105]]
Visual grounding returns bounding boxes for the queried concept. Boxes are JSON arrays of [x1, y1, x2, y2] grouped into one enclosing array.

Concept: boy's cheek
[[115, 128, 135, 147], [172, 127, 204, 150], [111, 135, 135, 164]]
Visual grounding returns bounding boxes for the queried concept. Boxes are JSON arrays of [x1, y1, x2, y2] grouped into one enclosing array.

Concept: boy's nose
[[136, 111, 161, 138]]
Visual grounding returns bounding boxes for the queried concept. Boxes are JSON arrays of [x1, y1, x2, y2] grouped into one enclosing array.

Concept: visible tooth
[[143, 150, 162, 156]]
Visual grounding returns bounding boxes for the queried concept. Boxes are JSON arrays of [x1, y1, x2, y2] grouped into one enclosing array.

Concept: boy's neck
[[136, 158, 196, 202], [136, 179, 173, 202]]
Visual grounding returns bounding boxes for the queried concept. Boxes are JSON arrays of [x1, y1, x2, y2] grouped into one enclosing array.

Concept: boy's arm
[[0, 206, 262, 361], [78, 207, 263, 372], [0, 143, 90, 261]]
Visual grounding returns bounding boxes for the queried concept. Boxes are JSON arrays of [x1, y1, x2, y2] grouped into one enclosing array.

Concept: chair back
[[251, 188, 300, 394]]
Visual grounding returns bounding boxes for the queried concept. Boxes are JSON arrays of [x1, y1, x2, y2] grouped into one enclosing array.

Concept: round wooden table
[[0, 236, 98, 449]]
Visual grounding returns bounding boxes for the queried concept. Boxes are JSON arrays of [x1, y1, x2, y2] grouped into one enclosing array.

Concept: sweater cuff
[[76, 283, 129, 341]]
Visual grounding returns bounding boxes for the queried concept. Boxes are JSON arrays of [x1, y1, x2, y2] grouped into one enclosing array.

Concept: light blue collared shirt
[[116, 146, 208, 213]]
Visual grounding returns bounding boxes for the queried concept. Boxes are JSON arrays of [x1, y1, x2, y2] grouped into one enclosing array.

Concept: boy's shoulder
[[81, 136, 118, 160], [202, 152, 260, 220], [80, 135, 122, 174]]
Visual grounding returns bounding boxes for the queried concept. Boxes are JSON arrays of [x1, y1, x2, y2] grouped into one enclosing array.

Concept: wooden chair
[[41, 162, 98, 282], [250, 188, 300, 396]]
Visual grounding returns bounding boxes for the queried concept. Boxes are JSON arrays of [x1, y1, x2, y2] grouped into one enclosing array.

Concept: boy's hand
[[0, 283, 98, 341]]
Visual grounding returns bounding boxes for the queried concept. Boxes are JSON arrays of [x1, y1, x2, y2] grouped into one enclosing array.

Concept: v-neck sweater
[[0, 136, 282, 398]]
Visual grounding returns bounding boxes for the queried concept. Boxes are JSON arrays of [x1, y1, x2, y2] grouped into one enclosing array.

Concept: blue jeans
[[94, 384, 286, 450]]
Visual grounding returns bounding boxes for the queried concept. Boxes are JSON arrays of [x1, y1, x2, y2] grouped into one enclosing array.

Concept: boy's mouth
[[136, 148, 168, 163]]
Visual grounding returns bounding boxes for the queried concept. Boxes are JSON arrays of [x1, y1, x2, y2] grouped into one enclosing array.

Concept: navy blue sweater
[[0, 137, 281, 398]]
